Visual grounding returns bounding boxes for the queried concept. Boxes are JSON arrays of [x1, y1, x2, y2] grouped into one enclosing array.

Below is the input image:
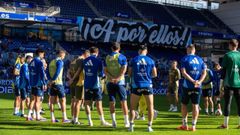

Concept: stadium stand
[[3, 0, 45, 6], [49, 0, 97, 18], [166, 5, 217, 28], [201, 9, 235, 34], [129, 1, 180, 26], [88, 0, 141, 19]]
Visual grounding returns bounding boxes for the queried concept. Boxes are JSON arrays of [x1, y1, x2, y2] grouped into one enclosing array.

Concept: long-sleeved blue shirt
[[14, 63, 21, 87], [212, 69, 221, 92], [29, 57, 46, 87], [49, 58, 64, 85], [19, 63, 30, 89]]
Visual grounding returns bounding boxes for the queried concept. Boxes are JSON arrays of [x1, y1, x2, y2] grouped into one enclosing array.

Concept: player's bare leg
[[129, 94, 141, 132], [121, 100, 129, 127], [85, 100, 93, 126], [144, 94, 154, 132]]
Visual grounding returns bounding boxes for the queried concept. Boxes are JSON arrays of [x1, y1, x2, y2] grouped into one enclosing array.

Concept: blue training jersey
[[212, 69, 221, 92], [181, 54, 206, 89], [83, 55, 104, 89], [130, 55, 156, 88], [29, 57, 46, 87], [14, 63, 21, 87], [19, 63, 30, 89]]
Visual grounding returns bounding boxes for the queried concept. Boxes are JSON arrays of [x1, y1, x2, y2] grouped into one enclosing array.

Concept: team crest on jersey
[[137, 58, 147, 65], [140, 68, 145, 72], [233, 65, 239, 72]]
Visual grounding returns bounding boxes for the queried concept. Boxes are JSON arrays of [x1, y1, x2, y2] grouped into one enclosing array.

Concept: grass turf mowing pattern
[[0, 94, 239, 135]]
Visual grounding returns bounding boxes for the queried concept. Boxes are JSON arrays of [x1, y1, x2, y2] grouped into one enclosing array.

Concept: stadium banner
[[14, 2, 35, 8], [0, 80, 13, 94], [77, 17, 191, 47], [0, 12, 77, 24], [192, 30, 237, 39]]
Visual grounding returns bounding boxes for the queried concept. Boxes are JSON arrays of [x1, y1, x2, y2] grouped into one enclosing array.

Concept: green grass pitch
[[0, 94, 239, 135]]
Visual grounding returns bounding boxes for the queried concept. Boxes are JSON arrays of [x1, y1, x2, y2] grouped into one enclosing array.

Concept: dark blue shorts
[[32, 86, 44, 97], [202, 88, 213, 97], [181, 88, 202, 105], [131, 87, 153, 96], [107, 83, 127, 102], [50, 84, 65, 98], [14, 86, 20, 97], [213, 86, 220, 96], [84, 88, 102, 101], [20, 88, 31, 100]]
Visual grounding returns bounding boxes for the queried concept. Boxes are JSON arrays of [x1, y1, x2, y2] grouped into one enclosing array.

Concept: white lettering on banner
[[0, 13, 10, 19], [84, 18, 115, 42], [117, 26, 147, 42], [0, 80, 14, 94], [0, 80, 13, 85], [78, 17, 191, 47], [0, 86, 13, 94]]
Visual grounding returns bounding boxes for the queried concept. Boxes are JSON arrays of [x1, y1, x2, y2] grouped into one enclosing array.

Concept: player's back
[[181, 54, 205, 88], [14, 63, 21, 87], [49, 58, 64, 85], [29, 57, 42, 87], [181, 55, 204, 79], [131, 55, 155, 88], [19, 63, 29, 89], [83, 55, 103, 89], [223, 51, 240, 88]]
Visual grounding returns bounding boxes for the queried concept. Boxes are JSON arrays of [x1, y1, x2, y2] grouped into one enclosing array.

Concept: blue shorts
[[107, 83, 127, 102], [84, 88, 102, 101], [14, 86, 21, 97], [20, 88, 31, 100], [131, 87, 153, 96], [32, 86, 44, 97], [181, 88, 202, 105], [202, 88, 213, 97], [50, 84, 65, 98], [213, 86, 220, 96]]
